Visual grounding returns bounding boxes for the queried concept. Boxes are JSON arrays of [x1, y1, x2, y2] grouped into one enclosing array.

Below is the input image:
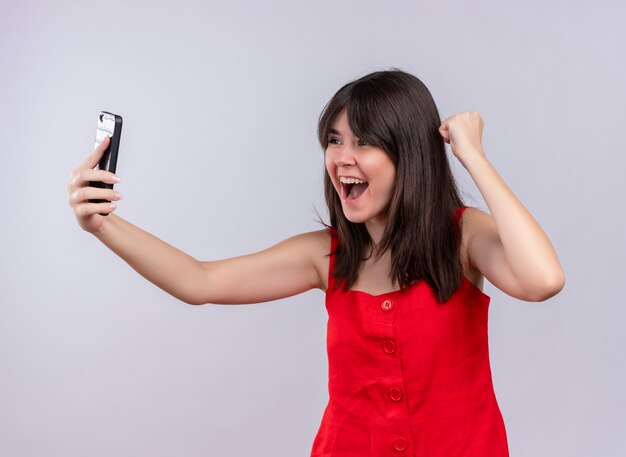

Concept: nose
[[335, 143, 357, 167]]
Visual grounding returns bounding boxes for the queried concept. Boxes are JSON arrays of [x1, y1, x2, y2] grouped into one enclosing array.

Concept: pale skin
[[67, 111, 565, 305]]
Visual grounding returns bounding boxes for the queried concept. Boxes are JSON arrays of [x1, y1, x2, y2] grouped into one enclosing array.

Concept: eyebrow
[[329, 128, 341, 136]]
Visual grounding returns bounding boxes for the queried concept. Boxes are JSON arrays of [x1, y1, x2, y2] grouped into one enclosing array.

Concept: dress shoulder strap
[[454, 205, 468, 223]]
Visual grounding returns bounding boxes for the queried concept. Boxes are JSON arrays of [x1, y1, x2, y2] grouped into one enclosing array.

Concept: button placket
[[393, 436, 409, 452], [380, 298, 394, 312], [388, 387, 403, 402], [377, 295, 410, 454], [383, 339, 396, 354]]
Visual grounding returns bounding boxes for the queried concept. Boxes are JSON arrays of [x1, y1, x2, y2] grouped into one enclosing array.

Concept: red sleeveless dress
[[310, 206, 509, 457]]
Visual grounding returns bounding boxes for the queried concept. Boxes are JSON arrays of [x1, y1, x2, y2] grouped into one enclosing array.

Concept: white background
[[1, 0, 624, 456]]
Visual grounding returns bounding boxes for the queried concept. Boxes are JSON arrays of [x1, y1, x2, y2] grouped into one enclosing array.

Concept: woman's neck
[[365, 217, 387, 248]]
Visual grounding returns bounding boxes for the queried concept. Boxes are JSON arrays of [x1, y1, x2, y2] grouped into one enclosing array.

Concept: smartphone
[[88, 111, 123, 212]]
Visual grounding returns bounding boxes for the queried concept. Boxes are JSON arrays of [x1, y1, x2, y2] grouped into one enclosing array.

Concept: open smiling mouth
[[340, 177, 369, 203]]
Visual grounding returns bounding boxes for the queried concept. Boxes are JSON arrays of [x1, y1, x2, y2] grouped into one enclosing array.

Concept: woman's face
[[325, 109, 396, 227]]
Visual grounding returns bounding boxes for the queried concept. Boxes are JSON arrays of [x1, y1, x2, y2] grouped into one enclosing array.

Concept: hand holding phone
[[88, 111, 122, 215]]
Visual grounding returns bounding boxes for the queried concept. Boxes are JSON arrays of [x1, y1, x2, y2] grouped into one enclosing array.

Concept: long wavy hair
[[318, 68, 466, 303]]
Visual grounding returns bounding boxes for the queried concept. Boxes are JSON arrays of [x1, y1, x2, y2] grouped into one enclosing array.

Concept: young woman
[[67, 69, 565, 456]]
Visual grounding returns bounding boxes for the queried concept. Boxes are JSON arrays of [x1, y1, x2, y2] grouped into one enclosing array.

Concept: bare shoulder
[[459, 206, 491, 240], [294, 229, 331, 291], [458, 206, 488, 290], [459, 206, 530, 299]]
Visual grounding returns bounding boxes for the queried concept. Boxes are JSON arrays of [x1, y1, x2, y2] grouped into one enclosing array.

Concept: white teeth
[[339, 177, 367, 184]]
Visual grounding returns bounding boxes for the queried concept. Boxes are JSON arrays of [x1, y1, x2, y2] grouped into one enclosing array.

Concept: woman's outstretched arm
[[68, 136, 329, 305], [440, 112, 565, 302]]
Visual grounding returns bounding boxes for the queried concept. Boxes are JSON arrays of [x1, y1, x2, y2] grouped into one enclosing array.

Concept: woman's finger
[[74, 201, 117, 218], [440, 114, 457, 126], [68, 186, 122, 205], [438, 124, 450, 143], [75, 135, 111, 172], [69, 168, 120, 189]]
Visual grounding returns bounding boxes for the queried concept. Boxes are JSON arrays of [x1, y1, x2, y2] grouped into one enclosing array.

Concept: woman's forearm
[[93, 214, 208, 304]]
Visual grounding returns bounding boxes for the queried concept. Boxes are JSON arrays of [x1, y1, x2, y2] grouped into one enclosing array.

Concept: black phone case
[[88, 111, 123, 214]]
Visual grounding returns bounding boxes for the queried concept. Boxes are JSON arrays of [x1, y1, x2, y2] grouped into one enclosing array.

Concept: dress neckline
[[341, 275, 491, 302]]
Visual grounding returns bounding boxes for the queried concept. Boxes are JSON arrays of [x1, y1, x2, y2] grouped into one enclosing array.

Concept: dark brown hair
[[318, 68, 466, 303]]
